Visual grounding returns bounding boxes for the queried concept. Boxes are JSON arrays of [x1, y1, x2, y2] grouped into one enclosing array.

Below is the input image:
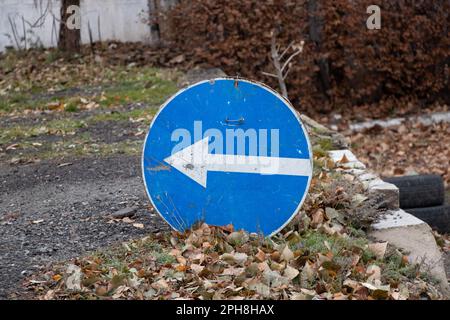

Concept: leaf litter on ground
[[24, 151, 446, 300]]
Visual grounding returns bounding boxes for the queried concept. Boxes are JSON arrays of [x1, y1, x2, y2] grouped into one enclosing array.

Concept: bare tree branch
[[261, 71, 278, 78], [262, 30, 304, 99], [283, 66, 292, 80], [281, 49, 302, 73], [279, 41, 294, 60]]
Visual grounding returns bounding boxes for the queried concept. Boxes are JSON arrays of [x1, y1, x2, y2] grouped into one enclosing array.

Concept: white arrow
[[164, 137, 312, 188]]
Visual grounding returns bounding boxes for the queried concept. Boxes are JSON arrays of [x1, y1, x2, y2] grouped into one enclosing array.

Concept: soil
[[0, 155, 169, 299]]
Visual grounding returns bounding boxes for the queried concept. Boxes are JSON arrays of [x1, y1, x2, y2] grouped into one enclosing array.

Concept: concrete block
[[328, 150, 366, 169], [368, 179, 400, 210], [371, 209, 449, 295]]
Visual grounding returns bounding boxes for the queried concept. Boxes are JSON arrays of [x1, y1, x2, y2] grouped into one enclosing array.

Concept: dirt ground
[[0, 155, 170, 299], [0, 63, 178, 298]]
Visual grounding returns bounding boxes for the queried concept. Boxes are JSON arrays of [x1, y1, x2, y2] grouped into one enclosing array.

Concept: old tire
[[407, 205, 450, 234], [384, 175, 444, 209]]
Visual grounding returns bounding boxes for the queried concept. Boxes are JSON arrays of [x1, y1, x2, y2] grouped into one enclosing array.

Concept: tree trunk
[[308, 0, 331, 99], [148, 0, 161, 45], [58, 0, 81, 53]]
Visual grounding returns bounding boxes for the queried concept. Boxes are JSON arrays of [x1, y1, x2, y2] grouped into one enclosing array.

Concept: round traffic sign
[[142, 78, 312, 236]]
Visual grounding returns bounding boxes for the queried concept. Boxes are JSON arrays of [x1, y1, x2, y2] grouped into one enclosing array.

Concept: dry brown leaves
[[22, 134, 446, 300], [348, 121, 450, 186], [165, 0, 449, 114], [25, 220, 444, 300]]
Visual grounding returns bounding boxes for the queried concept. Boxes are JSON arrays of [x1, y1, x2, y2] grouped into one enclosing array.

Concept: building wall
[[0, 0, 153, 52]]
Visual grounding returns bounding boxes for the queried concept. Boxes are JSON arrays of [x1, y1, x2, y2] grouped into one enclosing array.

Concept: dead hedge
[[163, 0, 449, 114]]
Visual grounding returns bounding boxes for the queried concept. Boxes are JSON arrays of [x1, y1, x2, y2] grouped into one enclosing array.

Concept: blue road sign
[[142, 78, 313, 237]]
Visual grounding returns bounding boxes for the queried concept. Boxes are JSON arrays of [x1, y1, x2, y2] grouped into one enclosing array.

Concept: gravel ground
[[0, 155, 169, 299]]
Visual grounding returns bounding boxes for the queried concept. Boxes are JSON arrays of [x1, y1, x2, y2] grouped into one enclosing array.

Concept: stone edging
[[327, 148, 449, 295]]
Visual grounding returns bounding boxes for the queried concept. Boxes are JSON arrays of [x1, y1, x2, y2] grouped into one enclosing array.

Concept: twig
[[261, 71, 278, 79], [281, 48, 302, 73], [279, 41, 294, 60], [22, 16, 27, 50], [8, 15, 21, 50], [262, 30, 304, 99], [262, 31, 304, 98], [97, 15, 102, 43], [270, 31, 288, 98], [87, 20, 95, 54]]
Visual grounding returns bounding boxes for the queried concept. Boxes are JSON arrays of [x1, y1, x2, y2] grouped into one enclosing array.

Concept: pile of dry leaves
[[25, 153, 445, 300], [24, 223, 443, 300], [348, 121, 450, 186]]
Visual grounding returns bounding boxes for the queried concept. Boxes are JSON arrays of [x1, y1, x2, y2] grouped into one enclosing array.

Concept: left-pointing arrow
[[164, 137, 312, 188]]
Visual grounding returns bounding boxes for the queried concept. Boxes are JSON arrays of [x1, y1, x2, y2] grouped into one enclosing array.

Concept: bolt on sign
[[142, 78, 313, 237]]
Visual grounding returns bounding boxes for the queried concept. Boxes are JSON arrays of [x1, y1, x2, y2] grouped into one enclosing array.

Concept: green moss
[[155, 252, 177, 265], [382, 252, 418, 282]]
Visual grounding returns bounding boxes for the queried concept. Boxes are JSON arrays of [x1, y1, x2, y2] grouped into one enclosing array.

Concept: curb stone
[[328, 148, 449, 295]]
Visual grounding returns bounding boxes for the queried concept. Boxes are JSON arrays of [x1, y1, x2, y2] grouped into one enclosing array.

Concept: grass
[[292, 229, 435, 290], [0, 107, 156, 162], [0, 63, 178, 114], [312, 137, 333, 158], [89, 108, 157, 122], [34, 140, 143, 160], [94, 69, 177, 108], [0, 119, 87, 144], [0, 107, 155, 145], [1, 52, 175, 162], [297, 230, 373, 260], [89, 237, 175, 275], [2, 132, 143, 163]]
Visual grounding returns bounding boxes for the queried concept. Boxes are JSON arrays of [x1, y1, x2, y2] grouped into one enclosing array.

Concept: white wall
[[0, 0, 153, 52]]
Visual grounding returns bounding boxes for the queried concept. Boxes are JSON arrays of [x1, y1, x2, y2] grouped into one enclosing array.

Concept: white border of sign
[[141, 77, 313, 238]]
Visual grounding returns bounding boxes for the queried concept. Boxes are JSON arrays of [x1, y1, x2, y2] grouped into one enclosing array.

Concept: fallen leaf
[[280, 245, 294, 262], [112, 285, 130, 299], [368, 242, 388, 259], [255, 248, 266, 262], [52, 274, 62, 282], [352, 194, 368, 206], [284, 265, 300, 280], [190, 264, 204, 274], [43, 290, 55, 300], [338, 154, 349, 164], [152, 279, 169, 291], [248, 281, 271, 298], [227, 231, 249, 245], [262, 269, 289, 288], [169, 54, 185, 64], [361, 282, 377, 290], [122, 217, 134, 224], [325, 207, 339, 220], [6, 144, 19, 151], [311, 208, 324, 226], [65, 264, 82, 291], [366, 264, 381, 284], [300, 262, 316, 285], [57, 162, 73, 168], [221, 252, 248, 266]]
